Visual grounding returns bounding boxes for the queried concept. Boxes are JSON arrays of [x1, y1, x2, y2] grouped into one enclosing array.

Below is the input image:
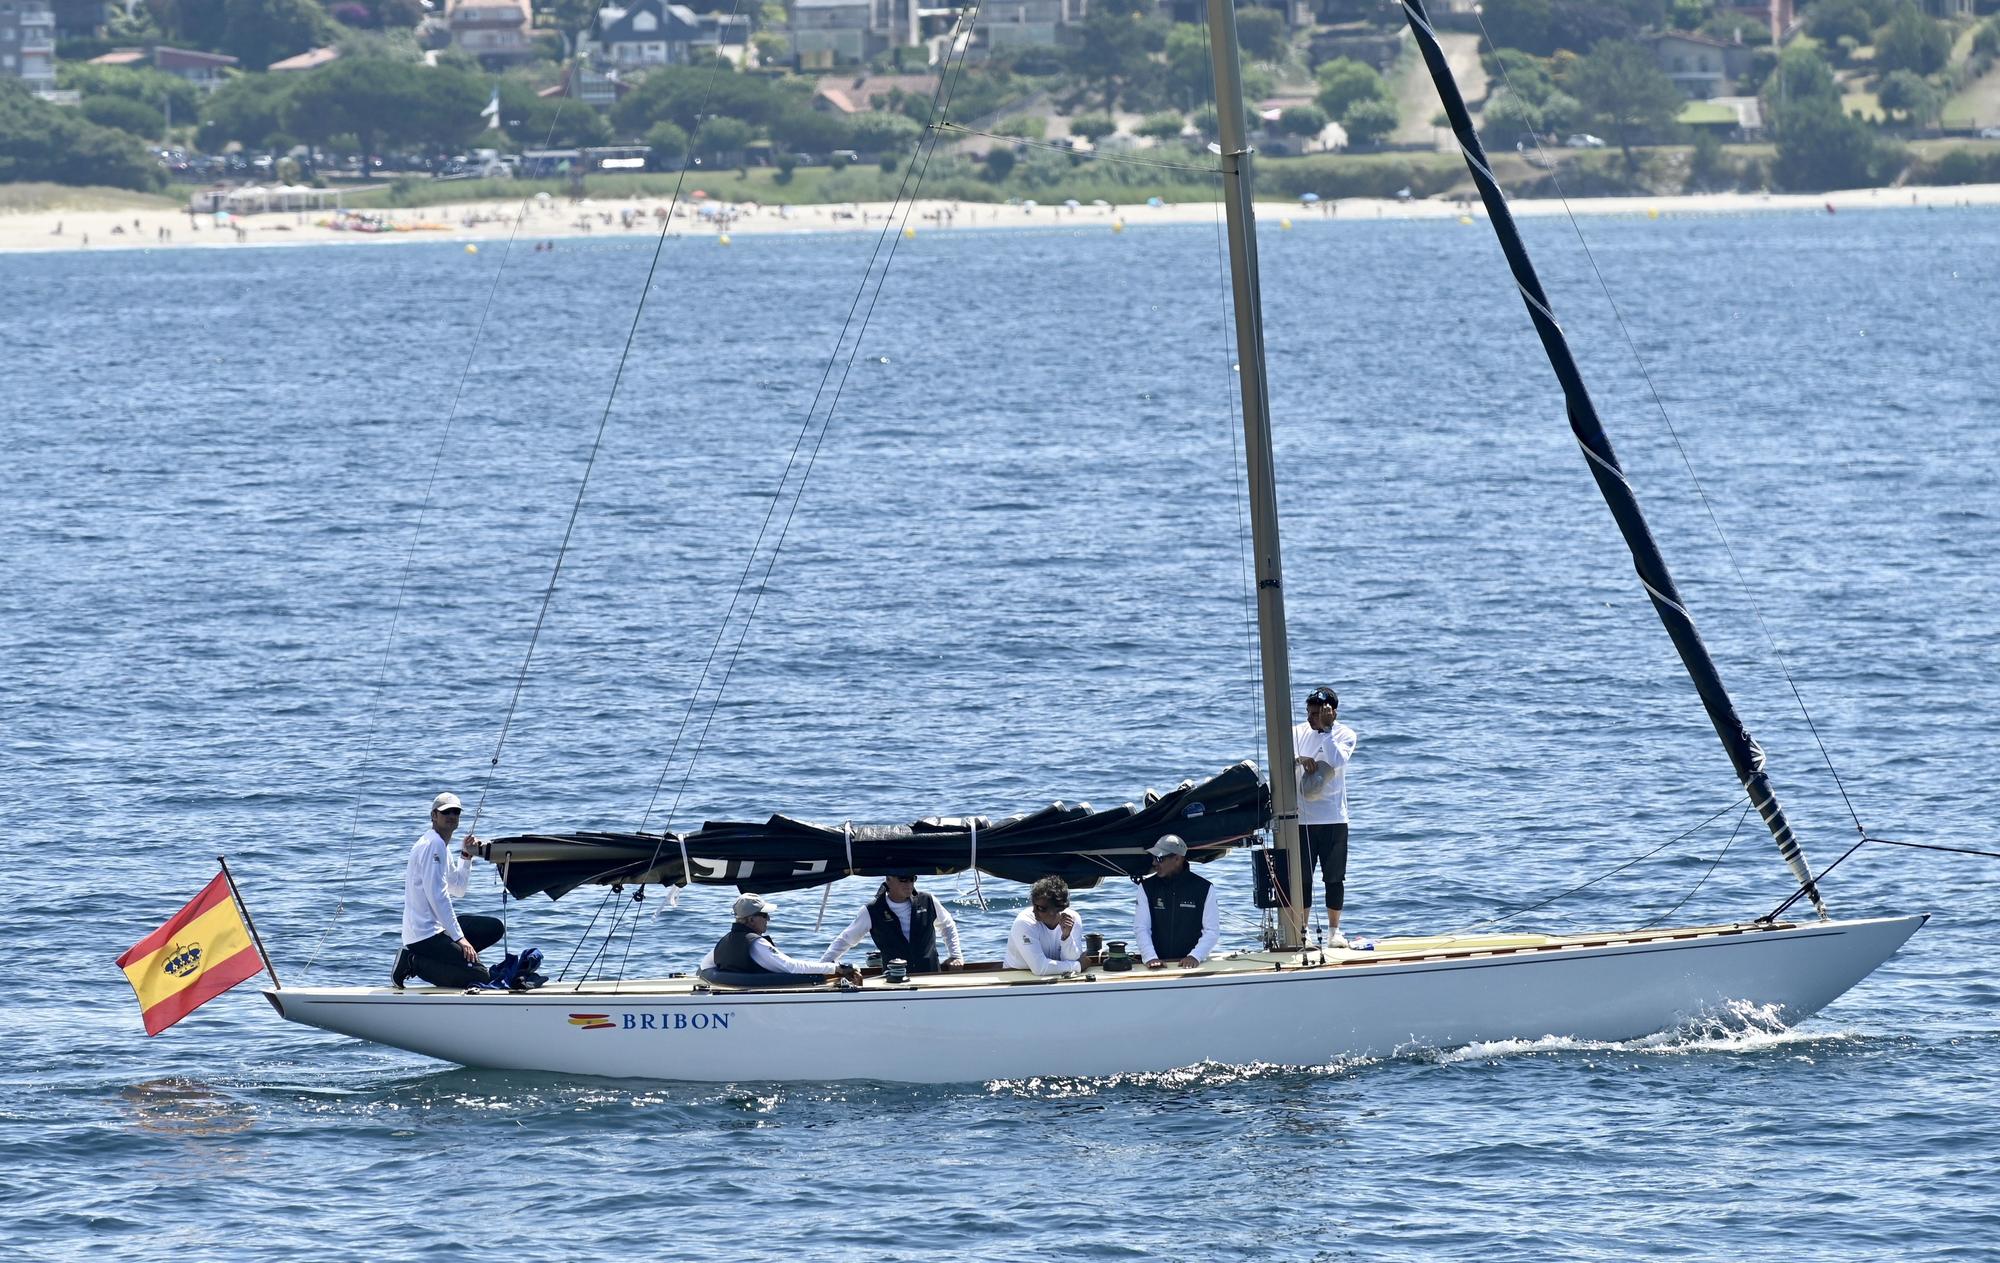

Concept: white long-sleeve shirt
[[820, 896, 963, 964], [1294, 719, 1358, 825], [402, 828, 474, 946], [1133, 878, 1220, 963], [698, 933, 832, 975], [1004, 908, 1084, 976]]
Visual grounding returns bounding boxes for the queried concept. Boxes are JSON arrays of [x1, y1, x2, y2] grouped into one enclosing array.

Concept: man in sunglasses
[[820, 872, 964, 973], [1134, 835, 1218, 969], [393, 791, 504, 989], [1004, 876, 1085, 976], [1293, 685, 1358, 947]]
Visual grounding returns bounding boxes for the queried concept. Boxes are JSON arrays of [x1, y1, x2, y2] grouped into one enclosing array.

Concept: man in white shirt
[[821, 873, 964, 972], [1292, 685, 1359, 946], [1134, 835, 1219, 968], [1004, 876, 1085, 976], [394, 791, 503, 989], [699, 894, 861, 985]]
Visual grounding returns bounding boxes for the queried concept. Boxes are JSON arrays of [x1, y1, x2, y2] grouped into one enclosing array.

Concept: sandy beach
[[5, 182, 1998, 253]]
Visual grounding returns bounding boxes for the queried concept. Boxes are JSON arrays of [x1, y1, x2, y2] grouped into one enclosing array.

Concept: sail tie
[[968, 820, 988, 911], [815, 823, 855, 932], [668, 833, 693, 909]]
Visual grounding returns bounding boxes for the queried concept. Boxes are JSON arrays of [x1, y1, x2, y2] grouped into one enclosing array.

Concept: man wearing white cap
[[699, 894, 860, 983], [1134, 835, 1219, 969], [394, 791, 503, 989]]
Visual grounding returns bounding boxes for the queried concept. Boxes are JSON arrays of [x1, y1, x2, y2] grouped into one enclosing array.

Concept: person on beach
[[700, 894, 860, 983], [393, 792, 503, 988], [1005, 876, 1084, 976], [1292, 685, 1358, 946], [1133, 836, 1218, 969], [820, 873, 964, 973]]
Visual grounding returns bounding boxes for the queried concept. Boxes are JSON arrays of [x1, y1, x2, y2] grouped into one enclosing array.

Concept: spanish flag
[[116, 873, 266, 1036]]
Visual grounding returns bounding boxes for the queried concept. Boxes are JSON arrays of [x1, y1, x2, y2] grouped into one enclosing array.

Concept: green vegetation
[[0, 81, 166, 191]]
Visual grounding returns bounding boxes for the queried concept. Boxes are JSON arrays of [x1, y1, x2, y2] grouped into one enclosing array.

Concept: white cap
[[1148, 834, 1188, 858], [432, 792, 463, 814], [732, 893, 777, 920]]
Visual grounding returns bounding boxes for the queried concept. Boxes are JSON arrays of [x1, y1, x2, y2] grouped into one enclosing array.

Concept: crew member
[[1134, 835, 1219, 968], [1293, 684, 1359, 946], [1005, 876, 1084, 976], [821, 873, 964, 972], [394, 791, 503, 989], [700, 894, 859, 983]]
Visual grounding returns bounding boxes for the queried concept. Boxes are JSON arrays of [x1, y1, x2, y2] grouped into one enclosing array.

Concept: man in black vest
[[700, 894, 860, 983], [1134, 835, 1219, 969], [820, 873, 964, 973]]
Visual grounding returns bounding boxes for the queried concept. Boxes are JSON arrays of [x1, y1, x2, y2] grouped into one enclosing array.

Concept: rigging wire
[[1450, 793, 1750, 933], [1766, 833, 2000, 922], [300, 91, 580, 981], [1639, 798, 1750, 928], [1470, 7, 1867, 842]]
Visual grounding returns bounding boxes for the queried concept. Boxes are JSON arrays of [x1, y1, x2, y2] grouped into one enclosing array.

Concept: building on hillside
[[267, 46, 340, 72], [1719, 0, 1795, 45], [539, 60, 625, 107], [88, 45, 239, 91], [972, 0, 1088, 52], [1923, 0, 1972, 16], [0, 0, 59, 96], [811, 72, 938, 113], [790, 0, 876, 67], [49, 0, 108, 40], [449, 0, 539, 62], [1649, 31, 1759, 99], [585, 0, 700, 65]]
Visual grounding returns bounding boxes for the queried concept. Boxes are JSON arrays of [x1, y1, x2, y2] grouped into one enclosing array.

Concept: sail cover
[[485, 762, 1271, 901]]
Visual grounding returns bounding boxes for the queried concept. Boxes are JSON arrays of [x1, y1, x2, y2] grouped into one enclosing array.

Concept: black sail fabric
[[485, 763, 1270, 901]]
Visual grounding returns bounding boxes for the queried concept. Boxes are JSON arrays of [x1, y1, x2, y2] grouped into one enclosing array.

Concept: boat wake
[[1423, 999, 1867, 1065]]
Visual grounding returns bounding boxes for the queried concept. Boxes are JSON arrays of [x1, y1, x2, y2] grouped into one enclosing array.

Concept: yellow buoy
[[1647, 207, 1660, 220], [1280, 217, 1292, 230], [1112, 219, 1125, 233], [719, 233, 731, 246], [1458, 215, 1473, 225], [903, 225, 916, 239], [464, 243, 478, 254]]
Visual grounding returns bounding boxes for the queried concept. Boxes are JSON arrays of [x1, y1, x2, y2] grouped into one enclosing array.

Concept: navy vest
[[867, 890, 941, 973], [1143, 868, 1212, 960], [712, 922, 780, 975]]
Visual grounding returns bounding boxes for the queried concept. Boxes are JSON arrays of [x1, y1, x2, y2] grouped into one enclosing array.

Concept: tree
[[285, 56, 485, 158], [1278, 103, 1330, 147], [1236, 6, 1286, 61], [1136, 110, 1186, 141], [221, 0, 335, 69], [1068, 0, 1161, 110], [1483, 0, 1554, 54], [1315, 57, 1388, 118], [694, 115, 755, 159], [57, 62, 201, 123], [1772, 95, 1881, 190], [1685, 127, 1725, 190], [81, 94, 167, 138], [1567, 38, 1686, 167], [1762, 44, 1840, 109], [768, 107, 852, 154], [1069, 111, 1117, 143], [611, 65, 801, 135], [1877, 69, 1944, 130], [644, 119, 690, 161], [0, 80, 166, 190], [1340, 97, 1398, 146], [983, 145, 1016, 180], [848, 110, 922, 154], [1807, 0, 1874, 45], [538, 0, 598, 59], [1874, 2, 1951, 76], [198, 71, 298, 149], [1483, 91, 1545, 142]]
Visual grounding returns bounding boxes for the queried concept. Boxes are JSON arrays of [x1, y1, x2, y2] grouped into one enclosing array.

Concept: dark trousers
[[1295, 823, 1348, 912], [398, 914, 504, 988]]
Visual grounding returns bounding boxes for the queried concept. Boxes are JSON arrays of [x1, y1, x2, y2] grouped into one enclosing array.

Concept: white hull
[[267, 915, 1924, 1083]]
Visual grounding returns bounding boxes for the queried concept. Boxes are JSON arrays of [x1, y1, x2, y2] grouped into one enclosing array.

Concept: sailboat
[[264, 0, 1923, 1082]]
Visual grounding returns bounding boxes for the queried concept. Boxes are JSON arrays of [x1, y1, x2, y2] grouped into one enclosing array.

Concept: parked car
[[1980, 126, 2000, 139], [1565, 133, 1606, 148]]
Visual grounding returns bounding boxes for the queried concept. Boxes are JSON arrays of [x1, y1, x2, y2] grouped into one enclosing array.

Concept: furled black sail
[[484, 762, 1270, 901], [1398, 0, 1826, 917]]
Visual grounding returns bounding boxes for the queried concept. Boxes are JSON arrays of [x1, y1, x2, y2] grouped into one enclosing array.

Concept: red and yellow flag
[[116, 873, 266, 1036]]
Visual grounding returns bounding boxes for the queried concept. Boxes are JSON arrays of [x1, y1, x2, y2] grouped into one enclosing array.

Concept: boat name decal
[[568, 1011, 732, 1032]]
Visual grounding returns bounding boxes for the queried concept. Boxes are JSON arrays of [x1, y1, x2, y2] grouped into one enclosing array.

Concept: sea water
[[4, 204, 1997, 1261]]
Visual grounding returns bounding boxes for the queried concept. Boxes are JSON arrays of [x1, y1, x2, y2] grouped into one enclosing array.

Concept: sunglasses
[[438, 807, 463, 816]]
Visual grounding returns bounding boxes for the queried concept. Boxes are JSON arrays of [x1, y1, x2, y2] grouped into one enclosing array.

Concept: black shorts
[[1299, 822, 1348, 911]]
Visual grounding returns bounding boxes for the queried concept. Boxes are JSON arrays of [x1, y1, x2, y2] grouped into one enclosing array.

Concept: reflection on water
[[118, 1078, 257, 1137]]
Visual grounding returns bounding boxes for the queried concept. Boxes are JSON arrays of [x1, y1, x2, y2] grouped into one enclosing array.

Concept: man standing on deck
[[1293, 685, 1359, 947], [1005, 876, 1085, 976], [700, 894, 861, 983], [1134, 836, 1219, 968], [394, 792, 503, 989], [820, 873, 964, 973]]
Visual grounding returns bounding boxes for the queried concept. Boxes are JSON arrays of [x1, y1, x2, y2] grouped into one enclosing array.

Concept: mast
[[1397, 0, 1828, 919], [1205, 0, 1308, 948]]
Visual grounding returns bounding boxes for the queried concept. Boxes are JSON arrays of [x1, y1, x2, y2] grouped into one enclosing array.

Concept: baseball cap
[[732, 893, 777, 920], [1148, 834, 1188, 858], [1306, 686, 1339, 708], [431, 792, 463, 813]]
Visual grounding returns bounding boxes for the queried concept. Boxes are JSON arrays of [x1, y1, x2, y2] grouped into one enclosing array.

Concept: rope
[[299, 88, 581, 981], [814, 823, 854, 932], [1472, 4, 1866, 842], [668, 832, 692, 908], [968, 819, 987, 910], [1766, 834, 2000, 922], [1640, 799, 1750, 928]]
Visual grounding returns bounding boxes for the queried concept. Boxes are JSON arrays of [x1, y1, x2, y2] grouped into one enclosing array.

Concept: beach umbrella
[[1146, 196, 1165, 208], [691, 189, 708, 200], [1092, 198, 1110, 207], [1300, 192, 1320, 204], [1063, 198, 1080, 208]]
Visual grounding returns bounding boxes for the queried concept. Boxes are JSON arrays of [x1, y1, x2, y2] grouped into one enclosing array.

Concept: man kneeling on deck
[[699, 894, 861, 985], [1135, 835, 1218, 969], [394, 791, 503, 989], [820, 873, 964, 973]]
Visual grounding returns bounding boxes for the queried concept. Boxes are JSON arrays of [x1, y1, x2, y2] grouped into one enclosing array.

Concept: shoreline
[[5, 182, 1998, 254]]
